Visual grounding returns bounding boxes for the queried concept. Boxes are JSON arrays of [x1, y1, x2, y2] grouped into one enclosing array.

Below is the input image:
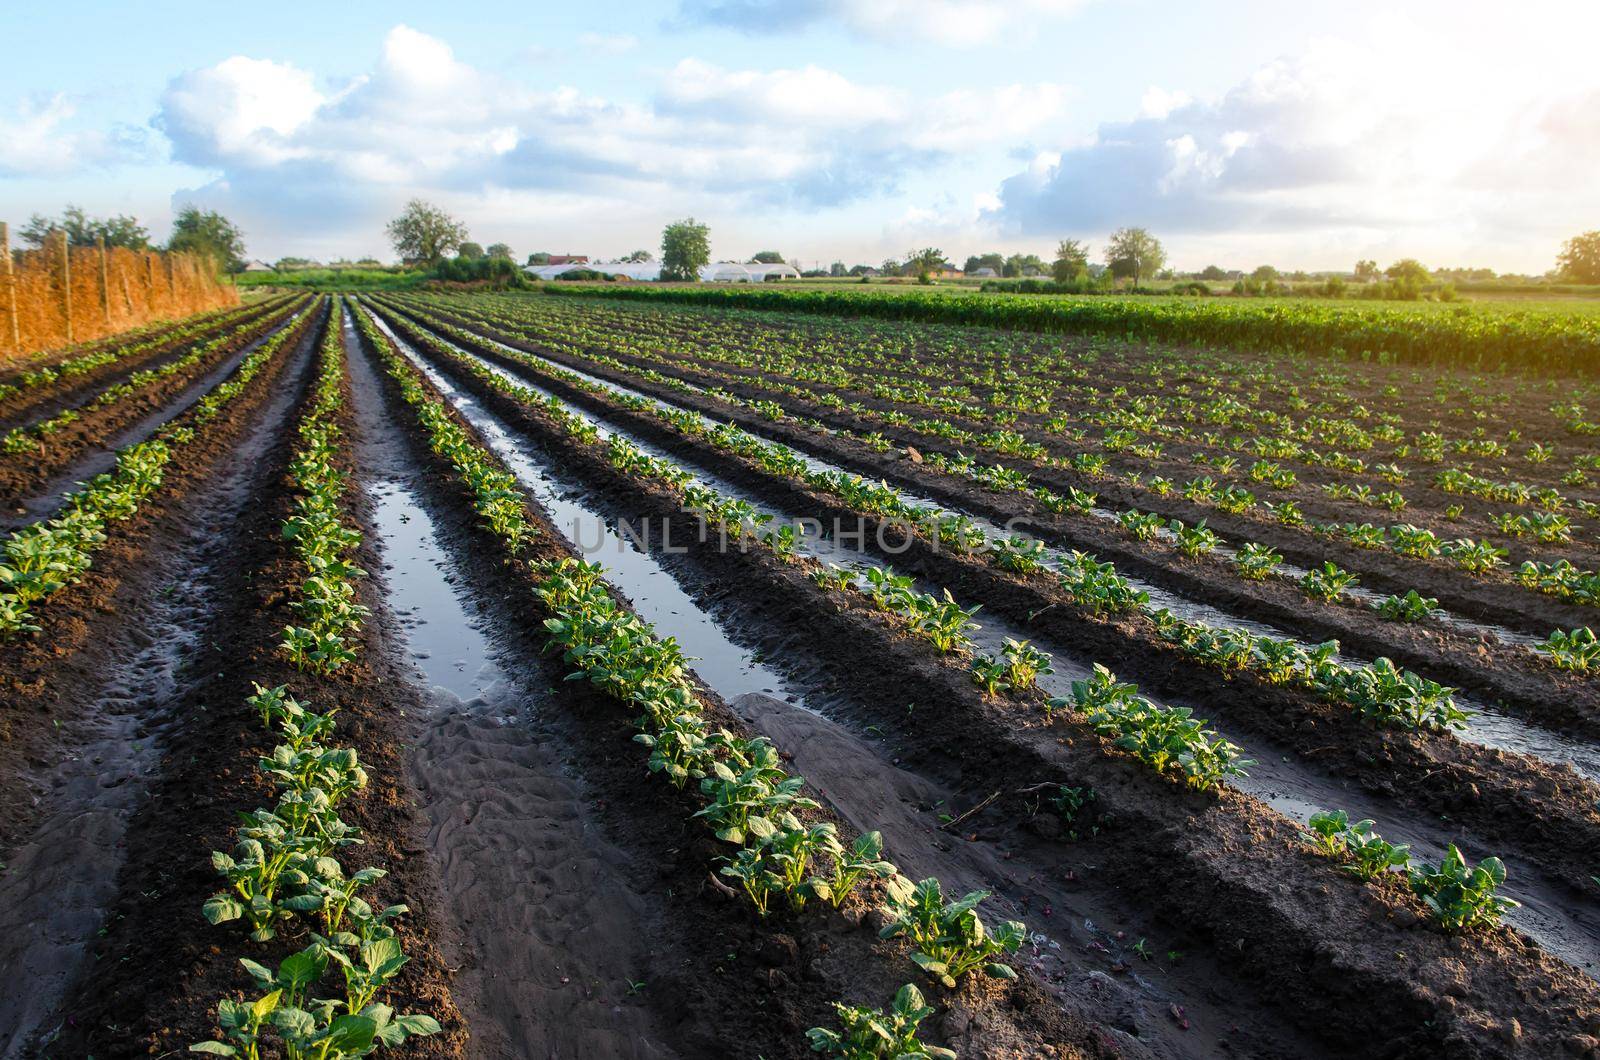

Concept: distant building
[[547, 254, 589, 265], [970, 267, 998, 278], [242, 260, 274, 272], [744, 262, 801, 282]]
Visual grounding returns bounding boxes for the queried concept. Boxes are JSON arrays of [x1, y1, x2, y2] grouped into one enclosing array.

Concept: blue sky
[[3, 1, 1596, 271]]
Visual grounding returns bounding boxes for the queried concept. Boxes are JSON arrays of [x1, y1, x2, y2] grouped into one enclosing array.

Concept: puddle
[[424, 323, 1600, 787], [361, 305, 1331, 1058], [379, 309, 1600, 976], [347, 316, 681, 1058]]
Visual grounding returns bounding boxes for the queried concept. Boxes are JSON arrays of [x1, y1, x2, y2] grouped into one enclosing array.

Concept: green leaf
[[203, 894, 244, 925]]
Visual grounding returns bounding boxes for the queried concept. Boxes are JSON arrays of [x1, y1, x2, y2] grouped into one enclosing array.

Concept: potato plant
[[807, 983, 954, 1060]]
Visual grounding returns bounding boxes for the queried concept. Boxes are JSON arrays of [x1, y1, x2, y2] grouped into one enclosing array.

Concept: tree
[[1250, 264, 1279, 282], [21, 205, 151, 251], [1353, 259, 1380, 282], [274, 257, 314, 271], [881, 258, 902, 276], [1556, 231, 1600, 284], [622, 249, 654, 263], [1198, 264, 1227, 281], [457, 242, 485, 260], [526, 252, 551, 266], [963, 252, 1005, 275], [168, 206, 247, 272], [1052, 240, 1090, 284], [1002, 253, 1046, 278], [486, 242, 512, 259], [661, 218, 710, 281], [1385, 258, 1431, 284], [906, 247, 947, 282], [829, 261, 847, 277], [386, 199, 468, 265], [1104, 228, 1165, 286], [751, 250, 785, 264]]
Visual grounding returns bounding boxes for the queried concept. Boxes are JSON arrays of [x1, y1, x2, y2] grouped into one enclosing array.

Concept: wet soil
[[354, 304, 1118, 1059], [38, 305, 468, 1058], [363, 299, 1600, 1058], [0, 297, 307, 512], [0, 297, 290, 435]]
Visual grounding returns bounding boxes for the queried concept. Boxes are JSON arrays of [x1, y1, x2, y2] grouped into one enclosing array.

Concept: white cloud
[[154, 24, 1069, 241], [673, 0, 1094, 46], [0, 94, 145, 177], [159, 57, 324, 167], [986, 30, 1600, 267]]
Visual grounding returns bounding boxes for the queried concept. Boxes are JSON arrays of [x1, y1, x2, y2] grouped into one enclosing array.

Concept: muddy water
[[365, 306, 1342, 1057], [346, 320, 677, 1059], [0, 341, 314, 1056], [396, 318, 1600, 978], [4, 305, 318, 532], [436, 328, 1600, 788]]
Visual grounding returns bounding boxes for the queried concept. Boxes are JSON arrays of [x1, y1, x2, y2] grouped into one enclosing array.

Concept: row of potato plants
[[280, 302, 368, 674], [0, 301, 318, 636], [567, 300, 1596, 658], [196, 311, 440, 1055], [0, 297, 286, 403], [386, 298, 1526, 947], [354, 303, 1019, 1056], [405, 295, 1595, 630], [196, 681, 442, 1058], [534, 281, 1600, 378], [384, 300, 1476, 735], [439, 292, 1597, 532], [1, 295, 307, 454]]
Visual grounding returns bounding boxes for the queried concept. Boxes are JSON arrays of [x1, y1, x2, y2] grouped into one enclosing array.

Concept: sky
[[2, 0, 1597, 273]]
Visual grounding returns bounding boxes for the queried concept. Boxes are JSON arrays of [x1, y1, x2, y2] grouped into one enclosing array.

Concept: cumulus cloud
[[987, 35, 1600, 256], [672, 0, 1093, 46], [0, 94, 146, 177], [155, 25, 1068, 224]]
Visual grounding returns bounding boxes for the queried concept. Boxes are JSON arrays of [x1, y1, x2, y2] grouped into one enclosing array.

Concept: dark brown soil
[[352, 303, 1117, 1060], [0, 296, 309, 508], [405, 301, 1600, 740], [364, 298, 1600, 1059], [44, 304, 468, 1058]]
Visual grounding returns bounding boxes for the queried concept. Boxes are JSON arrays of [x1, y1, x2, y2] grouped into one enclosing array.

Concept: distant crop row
[[542, 283, 1600, 376]]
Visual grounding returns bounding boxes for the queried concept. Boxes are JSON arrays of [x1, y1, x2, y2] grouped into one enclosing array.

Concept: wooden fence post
[[1, 222, 17, 355], [98, 237, 111, 327], [58, 230, 72, 346]]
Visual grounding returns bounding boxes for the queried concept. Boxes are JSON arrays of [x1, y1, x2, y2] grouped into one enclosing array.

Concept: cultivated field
[[2, 287, 1599, 1058]]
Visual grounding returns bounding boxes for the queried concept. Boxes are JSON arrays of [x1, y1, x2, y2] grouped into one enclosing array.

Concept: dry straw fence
[[0, 221, 240, 366]]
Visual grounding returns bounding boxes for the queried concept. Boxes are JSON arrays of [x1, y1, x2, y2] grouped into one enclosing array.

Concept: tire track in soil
[[0, 313, 318, 1057], [364, 304, 1331, 1059], [347, 317, 681, 1060]]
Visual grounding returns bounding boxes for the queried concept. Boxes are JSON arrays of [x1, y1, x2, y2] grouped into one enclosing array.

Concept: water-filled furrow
[[363, 307, 1331, 1052], [376, 308, 1600, 978], [344, 314, 678, 1058], [397, 313, 1600, 788]]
